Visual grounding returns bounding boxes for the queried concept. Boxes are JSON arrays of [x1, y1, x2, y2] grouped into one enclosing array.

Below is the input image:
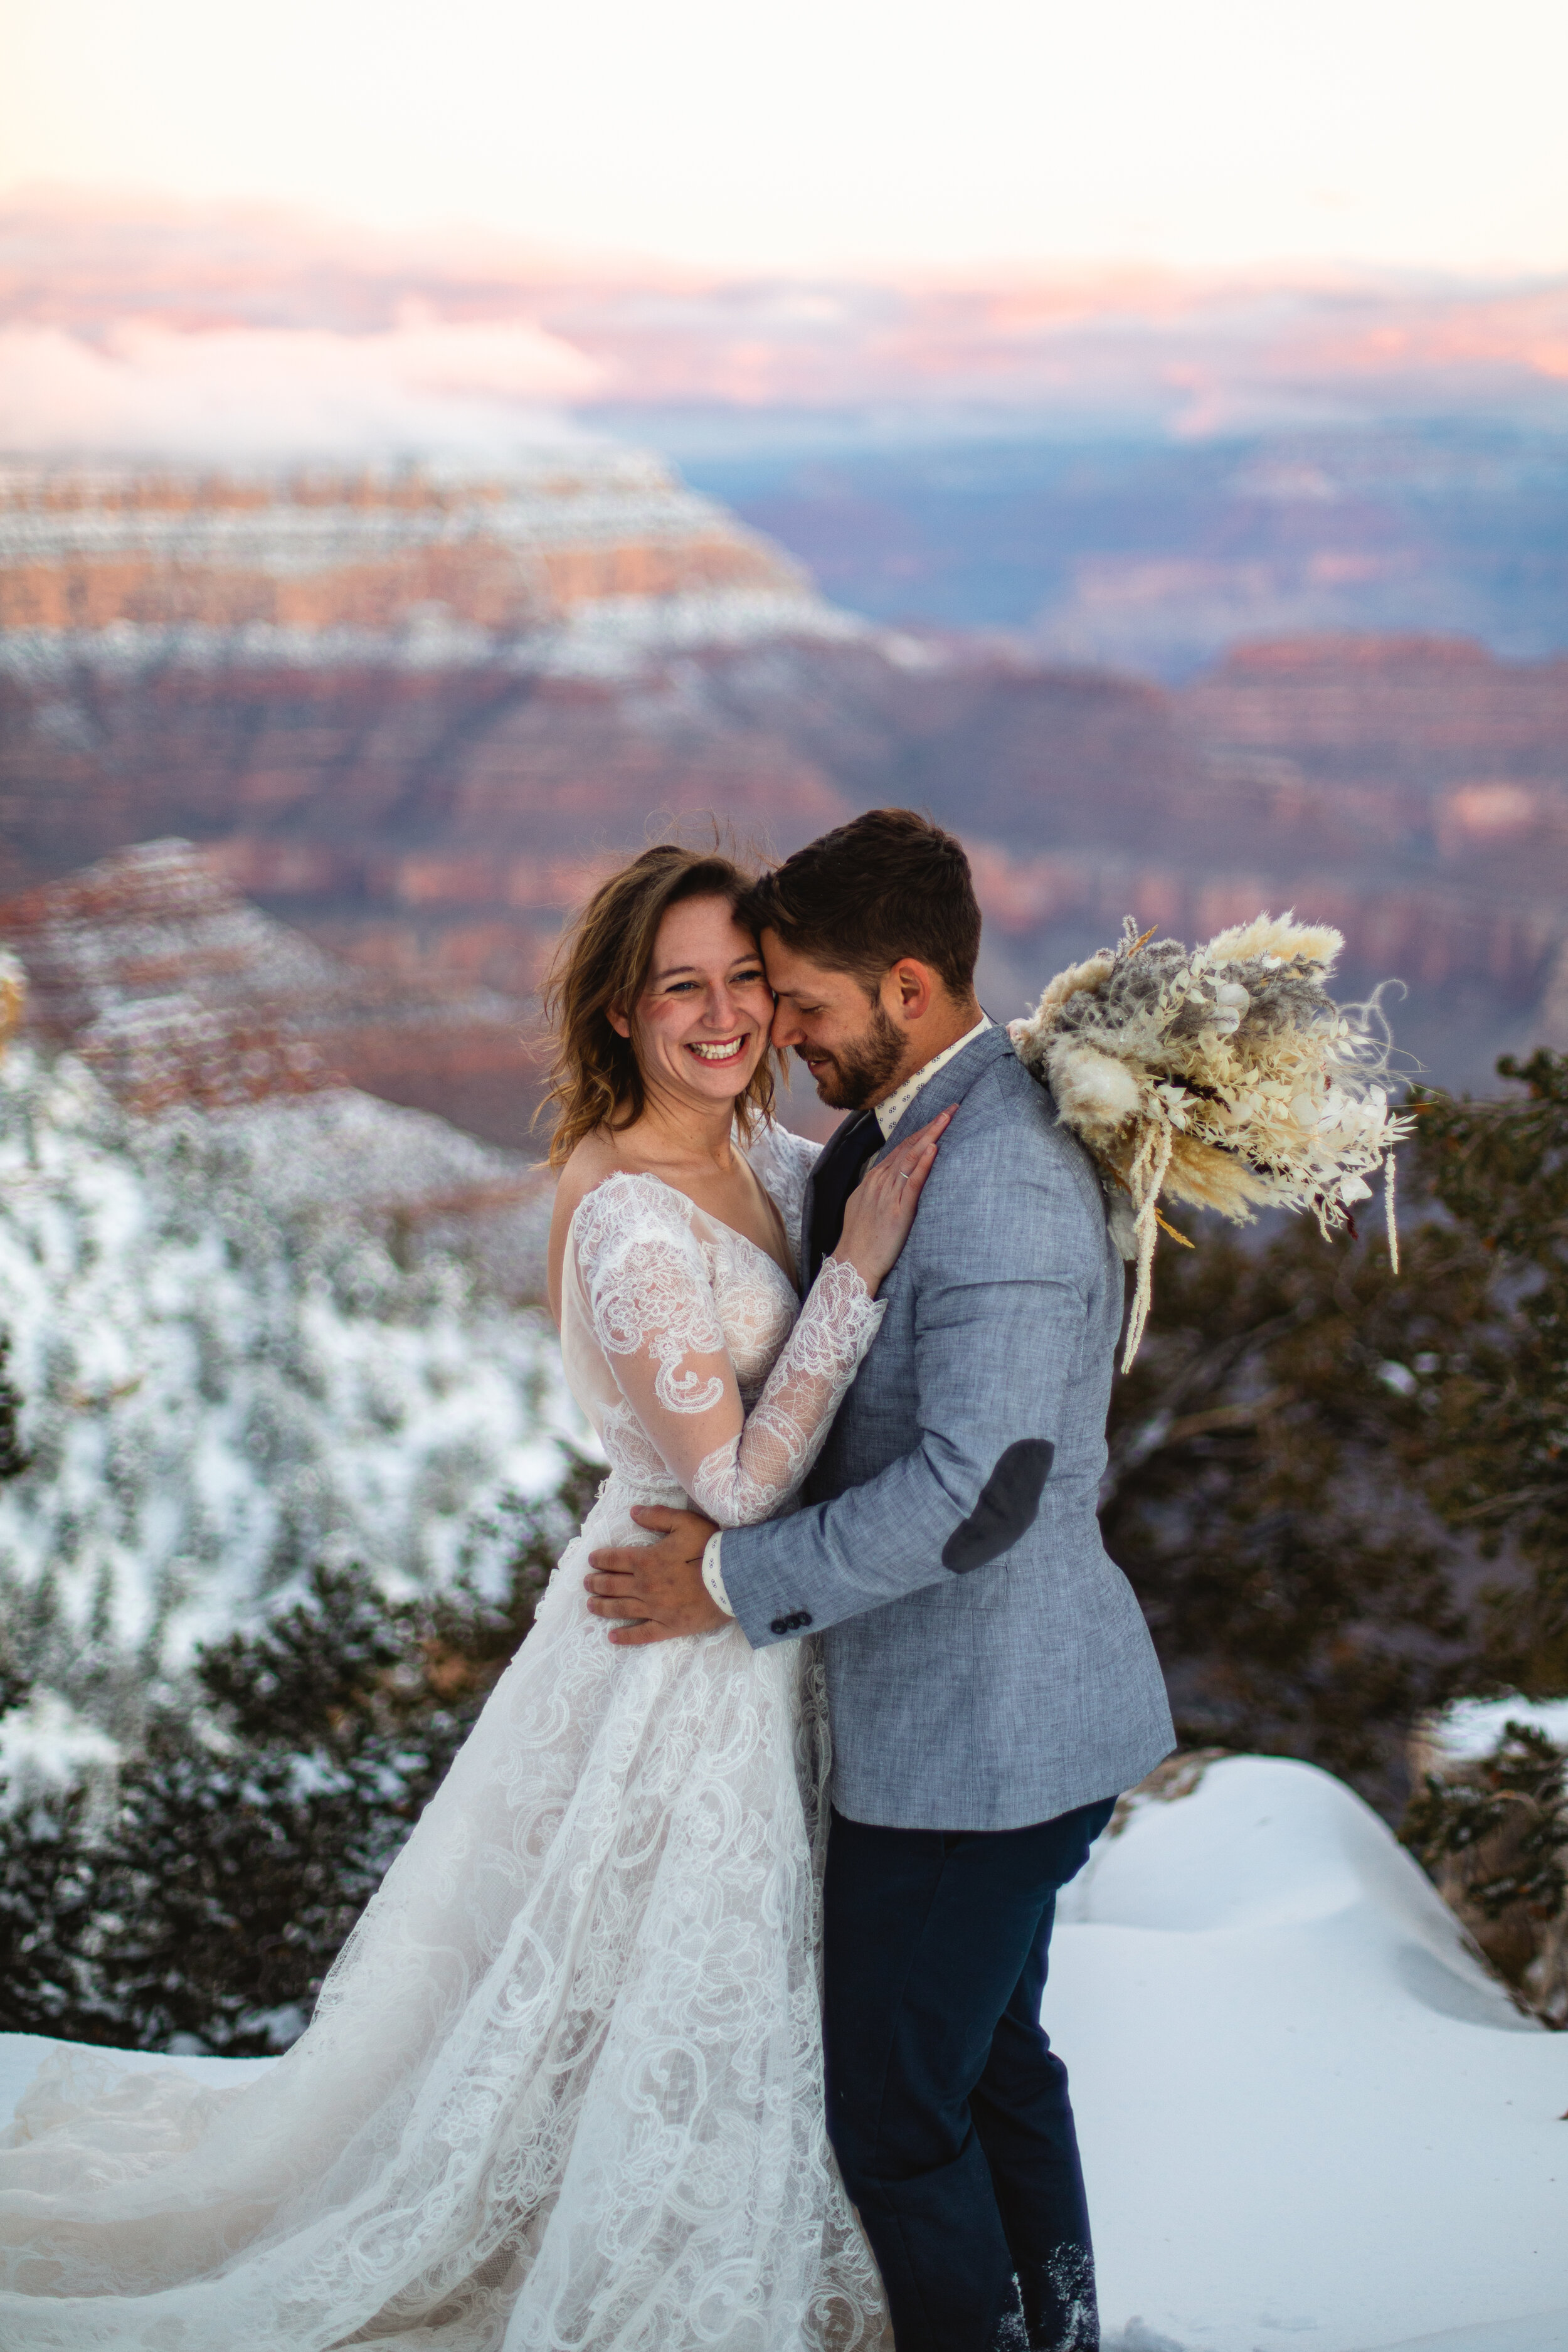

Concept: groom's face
[[761, 932, 908, 1110]]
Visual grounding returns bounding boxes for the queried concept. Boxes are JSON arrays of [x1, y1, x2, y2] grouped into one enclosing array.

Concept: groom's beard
[[797, 1002, 906, 1110]]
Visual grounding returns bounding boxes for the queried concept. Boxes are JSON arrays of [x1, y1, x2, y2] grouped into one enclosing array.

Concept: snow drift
[[1054, 1755, 1568, 2351]]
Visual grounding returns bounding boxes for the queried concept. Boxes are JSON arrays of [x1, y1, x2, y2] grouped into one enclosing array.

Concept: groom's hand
[[585, 1506, 727, 1645]]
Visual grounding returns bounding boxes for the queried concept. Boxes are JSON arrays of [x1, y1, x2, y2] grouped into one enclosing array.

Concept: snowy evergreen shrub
[[1102, 1215, 1473, 1811], [0, 1339, 30, 1721], [0, 1779, 122, 2043], [1403, 1721, 1568, 2026], [0, 1452, 600, 2053], [0, 1043, 573, 1686], [1399, 1049, 1568, 1695], [0, 1036, 597, 2049], [0, 1332, 29, 1484], [1104, 1047, 1568, 1823]]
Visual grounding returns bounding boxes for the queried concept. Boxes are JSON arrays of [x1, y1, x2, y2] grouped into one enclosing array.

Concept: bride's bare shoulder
[[553, 1132, 620, 1219], [547, 1133, 626, 1320], [546, 1133, 684, 1316]]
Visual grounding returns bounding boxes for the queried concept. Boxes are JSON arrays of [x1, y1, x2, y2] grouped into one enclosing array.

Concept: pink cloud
[[0, 299, 604, 458], [3, 193, 1566, 448]]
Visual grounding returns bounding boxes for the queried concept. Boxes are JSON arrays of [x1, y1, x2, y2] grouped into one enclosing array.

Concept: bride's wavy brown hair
[[539, 845, 778, 1168]]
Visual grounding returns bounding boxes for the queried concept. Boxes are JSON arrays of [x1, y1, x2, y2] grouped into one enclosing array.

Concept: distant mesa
[[0, 455, 852, 674]]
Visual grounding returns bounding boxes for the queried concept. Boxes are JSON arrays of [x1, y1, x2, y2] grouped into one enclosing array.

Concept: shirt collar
[[874, 1015, 992, 1138]]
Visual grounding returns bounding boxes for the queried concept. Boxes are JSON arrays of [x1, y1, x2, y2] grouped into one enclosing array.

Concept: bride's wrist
[[826, 1247, 879, 1297]]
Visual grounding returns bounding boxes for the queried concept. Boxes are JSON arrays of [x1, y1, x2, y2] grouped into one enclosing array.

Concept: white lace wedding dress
[[0, 1123, 891, 2352]]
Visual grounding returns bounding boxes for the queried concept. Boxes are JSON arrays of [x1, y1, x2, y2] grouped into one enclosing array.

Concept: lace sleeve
[[573, 1174, 883, 1527]]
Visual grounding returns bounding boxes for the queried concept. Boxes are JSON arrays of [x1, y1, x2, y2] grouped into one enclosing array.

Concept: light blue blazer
[[720, 1026, 1175, 1831]]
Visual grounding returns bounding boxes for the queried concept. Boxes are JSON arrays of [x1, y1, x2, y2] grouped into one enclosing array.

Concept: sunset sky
[[3, 0, 1566, 275]]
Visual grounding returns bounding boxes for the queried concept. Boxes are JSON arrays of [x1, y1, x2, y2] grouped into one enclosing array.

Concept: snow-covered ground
[[1, 1755, 1560, 2349], [1054, 1757, 1568, 2352]]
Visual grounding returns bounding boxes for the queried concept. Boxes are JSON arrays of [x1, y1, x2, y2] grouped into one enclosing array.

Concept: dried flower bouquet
[[1010, 914, 1411, 1366]]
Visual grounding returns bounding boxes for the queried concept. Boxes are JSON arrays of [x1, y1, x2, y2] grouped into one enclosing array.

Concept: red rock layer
[[5, 632, 1565, 1015], [0, 460, 801, 635]]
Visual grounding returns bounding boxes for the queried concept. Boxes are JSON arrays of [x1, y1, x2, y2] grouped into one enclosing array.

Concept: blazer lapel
[[874, 1024, 1014, 1166], [796, 1163, 815, 1283], [802, 1107, 879, 1287], [798, 1030, 1012, 1286]]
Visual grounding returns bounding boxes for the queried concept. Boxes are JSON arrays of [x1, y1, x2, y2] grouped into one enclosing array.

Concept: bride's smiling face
[[612, 894, 775, 1113]]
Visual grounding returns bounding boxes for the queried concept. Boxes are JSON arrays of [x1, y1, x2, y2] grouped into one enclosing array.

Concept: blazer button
[[794, 1610, 813, 1629], [769, 1615, 790, 1636]]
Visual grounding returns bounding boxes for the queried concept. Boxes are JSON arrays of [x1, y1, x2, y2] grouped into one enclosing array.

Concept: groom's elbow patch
[[942, 1439, 1055, 1574]]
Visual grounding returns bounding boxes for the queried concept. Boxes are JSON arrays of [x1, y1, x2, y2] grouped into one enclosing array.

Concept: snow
[[1, 1755, 1560, 2347], [523, 586, 869, 678], [0, 1044, 585, 1670], [1424, 1696, 1568, 1766], [0, 453, 708, 573], [190, 1086, 553, 1253], [0, 586, 862, 681], [0, 1689, 120, 1810], [1052, 1757, 1568, 2351], [1363, 2324, 1568, 2352]]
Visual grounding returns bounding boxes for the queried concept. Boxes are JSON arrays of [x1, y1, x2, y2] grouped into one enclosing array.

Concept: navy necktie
[[805, 1108, 881, 1288]]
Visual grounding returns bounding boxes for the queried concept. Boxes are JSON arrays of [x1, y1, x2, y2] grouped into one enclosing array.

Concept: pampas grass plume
[[1016, 911, 1407, 1366]]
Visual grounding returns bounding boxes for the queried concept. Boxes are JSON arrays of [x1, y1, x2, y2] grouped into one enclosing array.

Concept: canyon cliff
[[4, 462, 1565, 1132]]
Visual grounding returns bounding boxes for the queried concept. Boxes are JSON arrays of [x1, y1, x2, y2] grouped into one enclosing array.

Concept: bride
[[0, 844, 950, 2351]]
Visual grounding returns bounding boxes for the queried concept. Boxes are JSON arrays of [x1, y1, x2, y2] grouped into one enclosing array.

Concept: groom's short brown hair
[[742, 809, 981, 999]]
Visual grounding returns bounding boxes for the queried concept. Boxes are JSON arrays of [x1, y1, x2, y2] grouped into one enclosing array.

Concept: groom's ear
[[885, 958, 938, 1025]]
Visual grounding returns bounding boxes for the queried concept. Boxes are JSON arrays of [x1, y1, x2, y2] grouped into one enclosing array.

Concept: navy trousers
[[822, 1797, 1115, 2352]]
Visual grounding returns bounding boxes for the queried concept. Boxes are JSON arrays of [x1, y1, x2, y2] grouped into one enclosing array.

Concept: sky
[[3, 0, 1567, 276]]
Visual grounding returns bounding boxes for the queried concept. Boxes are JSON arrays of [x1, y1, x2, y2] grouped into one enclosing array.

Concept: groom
[[587, 809, 1173, 2352]]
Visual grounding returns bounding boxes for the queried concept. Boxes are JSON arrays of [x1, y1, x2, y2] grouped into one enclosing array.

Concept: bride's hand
[[832, 1107, 955, 1294]]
